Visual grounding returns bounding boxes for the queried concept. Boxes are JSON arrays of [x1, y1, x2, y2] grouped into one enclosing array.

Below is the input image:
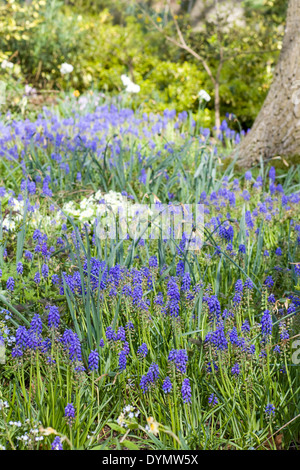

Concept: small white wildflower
[[60, 63, 74, 75], [1, 60, 14, 70], [198, 89, 211, 102], [0, 400, 9, 410], [9, 421, 21, 426], [117, 412, 126, 427]]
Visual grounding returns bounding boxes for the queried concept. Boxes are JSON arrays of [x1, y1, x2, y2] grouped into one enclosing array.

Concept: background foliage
[[0, 0, 287, 127]]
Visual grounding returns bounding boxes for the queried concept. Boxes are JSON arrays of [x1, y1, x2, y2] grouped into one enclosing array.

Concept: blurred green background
[[0, 0, 287, 129]]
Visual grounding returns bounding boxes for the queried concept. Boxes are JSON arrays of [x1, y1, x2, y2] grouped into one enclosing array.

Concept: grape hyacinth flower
[[269, 167, 276, 182], [119, 350, 127, 371], [16, 325, 28, 349], [241, 320, 250, 333], [41, 264, 49, 279], [126, 321, 134, 331], [176, 260, 185, 277], [245, 170, 252, 181], [88, 349, 99, 371], [116, 326, 126, 342], [168, 349, 188, 374], [137, 343, 148, 359], [238, 244, 246, 254], [244, 278, 254, 290], [279, 322, 289, 340], [6, 277, 15, 292], [261, 310, 272, 338], [167, 278, 180, 317], [208, 393, 218, 406], [47, 305, 60, 329], [205, 294, 221, 320], [140, 363, 159, 393], [25, 250, 33, 261], [231, 363, 240, 376], [181, 378, 192, 404], [235, 279, 243, 292], [273, 345, 281, 354], [51, 436, 63, 450], [265, 403, 275, 416], [61, 329, 82, 362], [219, 224, 234, 242], [17, 262, 23, 275], [122, 341, 130, 355], [268, 294, 276, 303], [34, 272, 41, 285], [205, 322, 228, 351], [264, 276, 274, 289], [64, 403, 76, 426], [162, 377, 173, 394], [105, 326, 117, 342], [30, 314, 43, 335], [181, 272, 191, 292], [149, 256, 158, 268]]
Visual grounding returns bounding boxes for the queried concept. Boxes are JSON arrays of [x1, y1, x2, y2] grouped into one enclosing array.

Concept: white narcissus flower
[[198, 89, 211, 102], [60, 63, 74, 75], [121, 74, 140, 93], [2, 219, 16, 231], [120, 74, 131, 87], [146, 417, 159, 436], [125, 82, 140, 93], [79, 198, 90, 210], [79, 207, 95, 221]]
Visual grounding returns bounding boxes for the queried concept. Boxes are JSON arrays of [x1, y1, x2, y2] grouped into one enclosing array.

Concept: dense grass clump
[[0, 96, 299, 450]]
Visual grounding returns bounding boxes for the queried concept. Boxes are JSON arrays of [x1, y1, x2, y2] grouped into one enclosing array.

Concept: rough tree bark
[[236, 0, 300, 168]]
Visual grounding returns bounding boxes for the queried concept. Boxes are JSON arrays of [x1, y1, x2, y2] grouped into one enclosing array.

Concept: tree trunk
[[236, 0, 300, 168]]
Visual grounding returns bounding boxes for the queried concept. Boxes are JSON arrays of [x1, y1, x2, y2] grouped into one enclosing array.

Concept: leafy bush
[[0, 0, 286, 127]]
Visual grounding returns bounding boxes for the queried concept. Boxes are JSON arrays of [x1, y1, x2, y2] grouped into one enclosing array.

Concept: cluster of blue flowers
[[140, 363, 160, 393], [168, 349, 188, 374]]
